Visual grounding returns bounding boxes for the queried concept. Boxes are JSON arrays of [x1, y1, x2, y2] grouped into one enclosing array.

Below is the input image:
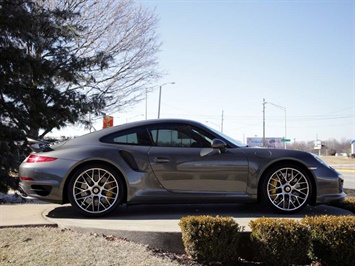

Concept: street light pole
[[263, 99, 266, 147], [263, 99, 287, 149], [157, 82, 175, 118]]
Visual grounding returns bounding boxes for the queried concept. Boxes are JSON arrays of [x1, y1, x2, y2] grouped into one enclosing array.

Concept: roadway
[[340, 170, 355, 189]]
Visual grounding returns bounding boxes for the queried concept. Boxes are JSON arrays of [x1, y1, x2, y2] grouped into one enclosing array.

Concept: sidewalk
[[2, 202, 353, 230], [0, 204, 57, 227]]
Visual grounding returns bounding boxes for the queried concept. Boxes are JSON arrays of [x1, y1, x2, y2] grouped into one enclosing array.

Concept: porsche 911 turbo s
[[19, 119, 346, 217]]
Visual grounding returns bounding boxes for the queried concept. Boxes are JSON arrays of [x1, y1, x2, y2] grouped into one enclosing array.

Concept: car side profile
[[19, 119, 346, 217]]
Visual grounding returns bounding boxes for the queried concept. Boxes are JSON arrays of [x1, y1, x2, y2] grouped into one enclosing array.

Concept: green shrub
[[330, 197, 355, 213], [302, 215, 355, 266], [179, 215, 242, 263], [249, 218, 311, 266]]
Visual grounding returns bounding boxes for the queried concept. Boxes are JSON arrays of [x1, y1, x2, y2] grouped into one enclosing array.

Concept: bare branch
[[35, 0, 163, 114]]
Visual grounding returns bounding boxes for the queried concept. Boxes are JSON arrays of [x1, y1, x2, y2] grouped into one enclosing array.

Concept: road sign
[[281, 138, 291, 142]]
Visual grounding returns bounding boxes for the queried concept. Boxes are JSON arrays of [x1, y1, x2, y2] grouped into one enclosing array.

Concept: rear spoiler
[[26, 138, 53, 153]]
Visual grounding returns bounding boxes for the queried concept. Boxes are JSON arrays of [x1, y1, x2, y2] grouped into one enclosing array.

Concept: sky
[[56, 0, 355, 144]]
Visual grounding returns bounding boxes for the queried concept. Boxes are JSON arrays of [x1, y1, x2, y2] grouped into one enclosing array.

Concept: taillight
[[20, 177, 35, 181], [26, 154, 57, 163]]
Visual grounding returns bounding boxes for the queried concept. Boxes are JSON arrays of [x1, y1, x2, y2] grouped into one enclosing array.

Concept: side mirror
[[200, 139, 227, 157], [211, 138, 227, 153]]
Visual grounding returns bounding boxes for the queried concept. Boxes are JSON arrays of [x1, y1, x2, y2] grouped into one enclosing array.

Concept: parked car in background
[[19, 119, 345, 217]]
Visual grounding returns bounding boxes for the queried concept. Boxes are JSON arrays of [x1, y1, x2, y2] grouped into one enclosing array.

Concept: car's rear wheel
[[68, 164, 124, 217], [261, 164, 312, 214]]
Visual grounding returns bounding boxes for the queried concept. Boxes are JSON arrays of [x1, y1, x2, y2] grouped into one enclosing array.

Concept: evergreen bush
[[179, 215, 242, 263], [250, 217, 311, 265], [302, 215, 355, 266]]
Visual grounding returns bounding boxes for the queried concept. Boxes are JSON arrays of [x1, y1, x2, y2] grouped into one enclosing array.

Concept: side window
[[149, 124, 214, 148], [150, 129, 194, 147], [100, 127, 152, 146], [113, 133, 138, 144]]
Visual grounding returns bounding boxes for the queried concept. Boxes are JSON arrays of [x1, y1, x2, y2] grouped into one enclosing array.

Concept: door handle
[[155, 157, 170, 163]]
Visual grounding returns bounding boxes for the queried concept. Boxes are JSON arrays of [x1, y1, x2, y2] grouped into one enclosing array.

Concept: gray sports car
[[19, 119, 345, 217]]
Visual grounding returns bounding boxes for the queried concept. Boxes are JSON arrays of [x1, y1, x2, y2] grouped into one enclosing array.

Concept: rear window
[[100, 127, 153, 146]]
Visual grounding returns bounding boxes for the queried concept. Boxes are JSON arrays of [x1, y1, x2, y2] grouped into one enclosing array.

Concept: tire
[[68, 164, 124, 217], [261, 164, 312, 214]]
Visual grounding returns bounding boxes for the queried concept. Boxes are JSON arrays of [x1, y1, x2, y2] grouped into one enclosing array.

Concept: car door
[[147, 123, 249, 193]]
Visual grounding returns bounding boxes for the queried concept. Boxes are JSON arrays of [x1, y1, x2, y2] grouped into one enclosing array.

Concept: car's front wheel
[[261, 164, 312, 214], [68, 164, 124, 217]]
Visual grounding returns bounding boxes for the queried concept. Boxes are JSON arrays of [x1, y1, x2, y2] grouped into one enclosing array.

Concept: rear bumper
[[18, 156, 79, 204], [18, 181, 63, 204]]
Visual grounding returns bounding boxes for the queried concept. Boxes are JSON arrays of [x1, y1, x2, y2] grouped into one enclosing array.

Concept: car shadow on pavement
[[46, 202, 354, 221]]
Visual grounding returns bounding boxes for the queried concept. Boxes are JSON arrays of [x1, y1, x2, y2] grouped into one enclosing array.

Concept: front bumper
[[315, 168, 346, 204]]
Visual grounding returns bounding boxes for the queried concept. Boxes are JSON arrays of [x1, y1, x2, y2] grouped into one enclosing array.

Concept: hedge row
[[179, 215, 355, 266]]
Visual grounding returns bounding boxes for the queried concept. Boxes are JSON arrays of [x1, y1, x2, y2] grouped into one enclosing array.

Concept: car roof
[[63, 118, 206, 145], [99, 118, 205, 134]]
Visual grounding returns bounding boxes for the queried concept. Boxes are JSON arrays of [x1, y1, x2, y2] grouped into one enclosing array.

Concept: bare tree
[[35, 0, 162, 114]]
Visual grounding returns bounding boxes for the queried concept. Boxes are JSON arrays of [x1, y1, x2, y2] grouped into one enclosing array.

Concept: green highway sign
[[281, 138, 291, 142]]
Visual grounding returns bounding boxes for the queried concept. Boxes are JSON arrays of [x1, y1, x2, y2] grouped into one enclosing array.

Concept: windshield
[[207, 126, 247, 147]]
